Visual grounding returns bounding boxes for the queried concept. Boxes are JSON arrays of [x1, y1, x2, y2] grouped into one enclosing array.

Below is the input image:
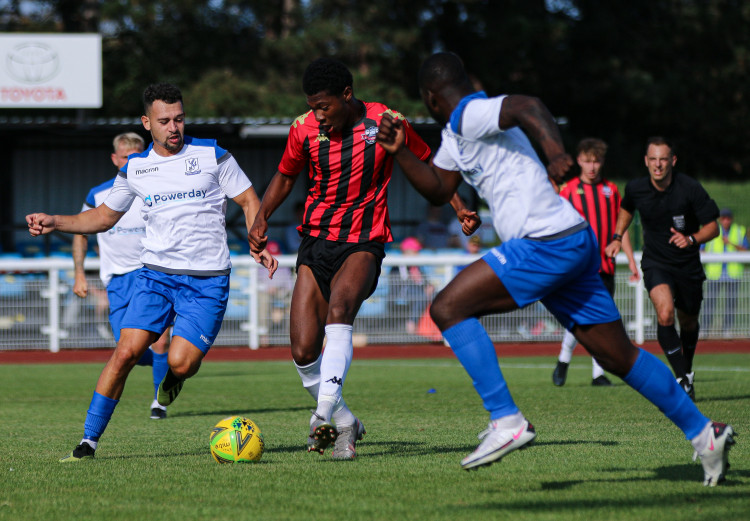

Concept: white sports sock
[[494, 411, 525, 430], [295, 355, 322, 401], [592, 357, 605, 379], [316, 324, 353, 420], [80, 438, 98, 450], [690, 421, 714, 452], [558, 330, 577, 364]]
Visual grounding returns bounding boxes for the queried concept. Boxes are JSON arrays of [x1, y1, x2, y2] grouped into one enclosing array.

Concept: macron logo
[[144, 189, 207, 207], [135, 167, 158, 175]]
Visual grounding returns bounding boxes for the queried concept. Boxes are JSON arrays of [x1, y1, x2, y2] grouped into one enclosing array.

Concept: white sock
[[80, 438, 98, 450], [493, 411, 525, 430], [316, 324, 353, 421], [295, 355, 322, 401], [592, 358, 605, 379], [150, 399, 166, 411], [690, 421, 714, 452], [558, 330, 577, 363]]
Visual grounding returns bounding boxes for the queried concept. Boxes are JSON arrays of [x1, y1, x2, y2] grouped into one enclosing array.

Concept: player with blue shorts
[[376, 52, 734, 486], [73, 132, 172, 420], [27, 83, 277, 462]]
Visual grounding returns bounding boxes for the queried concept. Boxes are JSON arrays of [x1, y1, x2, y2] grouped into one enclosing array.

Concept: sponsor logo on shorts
[[491, 249, 507, 265], [143, 189, 206, 207], [200, 334, 210, 345], [107, 225, 145, 235]]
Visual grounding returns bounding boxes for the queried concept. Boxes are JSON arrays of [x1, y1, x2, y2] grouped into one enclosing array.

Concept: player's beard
[[164, 132, 183, 152]]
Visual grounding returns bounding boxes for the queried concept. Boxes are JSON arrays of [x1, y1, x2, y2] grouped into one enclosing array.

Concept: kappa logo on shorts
[[361, 126, 378, 145], [185, 157, 201, 175]]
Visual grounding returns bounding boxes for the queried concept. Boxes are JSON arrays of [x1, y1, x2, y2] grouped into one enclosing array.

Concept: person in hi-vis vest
[[702, 208, 748, 334]]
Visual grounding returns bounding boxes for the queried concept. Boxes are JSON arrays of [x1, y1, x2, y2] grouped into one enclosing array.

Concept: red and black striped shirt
[[559, 177, 622, 275], [278, 102, 431, 244]]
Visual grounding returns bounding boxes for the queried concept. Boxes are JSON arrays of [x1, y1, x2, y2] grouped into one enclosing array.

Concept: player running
[[376, 51, 734, 486], [27, 83, 277, 462]]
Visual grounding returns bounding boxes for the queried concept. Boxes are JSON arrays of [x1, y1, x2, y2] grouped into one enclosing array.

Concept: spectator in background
[[416, 204, 450, 249], [702, 207, 748, 336], [390, 237, 435, 334]]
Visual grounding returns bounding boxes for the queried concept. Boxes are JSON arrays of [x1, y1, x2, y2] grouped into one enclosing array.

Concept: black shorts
[[599, 272, 615, 296], [643, 266, 703, 315], [295, 235, 386, 302]]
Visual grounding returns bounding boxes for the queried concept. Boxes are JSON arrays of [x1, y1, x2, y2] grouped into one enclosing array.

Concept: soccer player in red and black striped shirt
[[552, 138, 639, 387], [249, 58, 479, 460]]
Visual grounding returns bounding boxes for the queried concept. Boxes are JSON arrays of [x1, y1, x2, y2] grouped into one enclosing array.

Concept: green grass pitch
[[0, 354, 748, 521]]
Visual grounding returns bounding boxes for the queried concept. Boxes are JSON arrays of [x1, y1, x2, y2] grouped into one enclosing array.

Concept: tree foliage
[[0, 0, 748, 177]]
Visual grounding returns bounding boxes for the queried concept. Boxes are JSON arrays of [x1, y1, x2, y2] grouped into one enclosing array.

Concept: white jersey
[[103, 136, 252, 275], [82, 177, 144, 287], [432, 93, 583, 242]]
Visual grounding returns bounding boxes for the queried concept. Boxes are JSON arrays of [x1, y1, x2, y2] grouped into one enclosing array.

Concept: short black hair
[[646, 136, 675, 155], [302, 58, 353, 96], [418, 52, 471, 92], [143, 83, 183, 113]]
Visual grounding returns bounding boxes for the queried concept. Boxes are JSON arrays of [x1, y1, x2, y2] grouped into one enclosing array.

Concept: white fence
[[2, 252, 750, 352]]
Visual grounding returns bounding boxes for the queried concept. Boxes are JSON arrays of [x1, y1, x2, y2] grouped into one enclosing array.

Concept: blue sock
[[83, 391, 119, 442], [442, 318, 518, 420], [623, 349, 709, 439], [136, 347, 154, 367], [152, 352, 169, 399]]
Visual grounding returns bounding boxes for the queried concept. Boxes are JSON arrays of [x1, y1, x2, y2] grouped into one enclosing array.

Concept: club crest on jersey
[[185, 158, 201, 175], [361, 126, 378, 145], [602, 186, 613, 198]]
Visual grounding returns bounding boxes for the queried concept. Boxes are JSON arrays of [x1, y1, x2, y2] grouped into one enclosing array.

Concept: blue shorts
[[481, 226, 620, 330], [107, 270, 140, 342], [120, 267, 229, 353]]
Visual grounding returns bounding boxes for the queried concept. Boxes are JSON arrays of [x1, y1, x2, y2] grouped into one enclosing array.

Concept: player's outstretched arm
[[498, 95, 573, 183], [27, 205, 123, 237], [234, 186, 279, 279], [72, 234, 89, 298], [377, 113, 462, 206], [248, 171, 297, 255]]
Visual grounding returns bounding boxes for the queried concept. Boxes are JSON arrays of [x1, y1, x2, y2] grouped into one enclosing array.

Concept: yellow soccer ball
[[209, 416, 264, 463]]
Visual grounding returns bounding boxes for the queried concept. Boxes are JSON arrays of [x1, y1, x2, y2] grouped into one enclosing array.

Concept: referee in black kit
[[605, 137, 718, 401]]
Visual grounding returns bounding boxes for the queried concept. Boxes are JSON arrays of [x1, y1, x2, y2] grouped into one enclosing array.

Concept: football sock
[[295, 356, 322, 400], [623, 348, 709, 439], [657, 324, 687, 379], [317, 324, 353, 421], [558, 329, 577, 364], [680, 326, 699, 374], [494, 411, 525, 430], [152, 351, 169, 399], [443, 318, 518, 421], [83, 391, 119, 443], [591, 357, 605, 379], [296, 355, 355, 426], [690, 420, 715, 451], [136, 347, 153, 367]]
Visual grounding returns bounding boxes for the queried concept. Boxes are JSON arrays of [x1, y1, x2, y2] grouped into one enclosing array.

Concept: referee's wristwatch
[[611, 233, 623, 242], [687, 234, 696, 246]]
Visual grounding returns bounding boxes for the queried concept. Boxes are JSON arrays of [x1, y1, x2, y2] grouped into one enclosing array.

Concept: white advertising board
[[0, 33, 102, 108]]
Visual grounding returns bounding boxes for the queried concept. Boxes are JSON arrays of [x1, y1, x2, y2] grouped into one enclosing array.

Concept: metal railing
[[2, 252, 750, 351]]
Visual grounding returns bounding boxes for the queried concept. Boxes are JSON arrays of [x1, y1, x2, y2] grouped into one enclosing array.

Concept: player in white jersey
[[72, 132, 172, 420], [27, 83, 278, 462], [376, 52, 734, 486]]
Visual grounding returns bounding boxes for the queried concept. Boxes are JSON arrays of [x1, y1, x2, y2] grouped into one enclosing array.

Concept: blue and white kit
[[432, 93, 619, 328]]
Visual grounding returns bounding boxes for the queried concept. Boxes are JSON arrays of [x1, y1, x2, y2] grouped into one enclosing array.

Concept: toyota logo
[[6, 42, 60, 84]]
